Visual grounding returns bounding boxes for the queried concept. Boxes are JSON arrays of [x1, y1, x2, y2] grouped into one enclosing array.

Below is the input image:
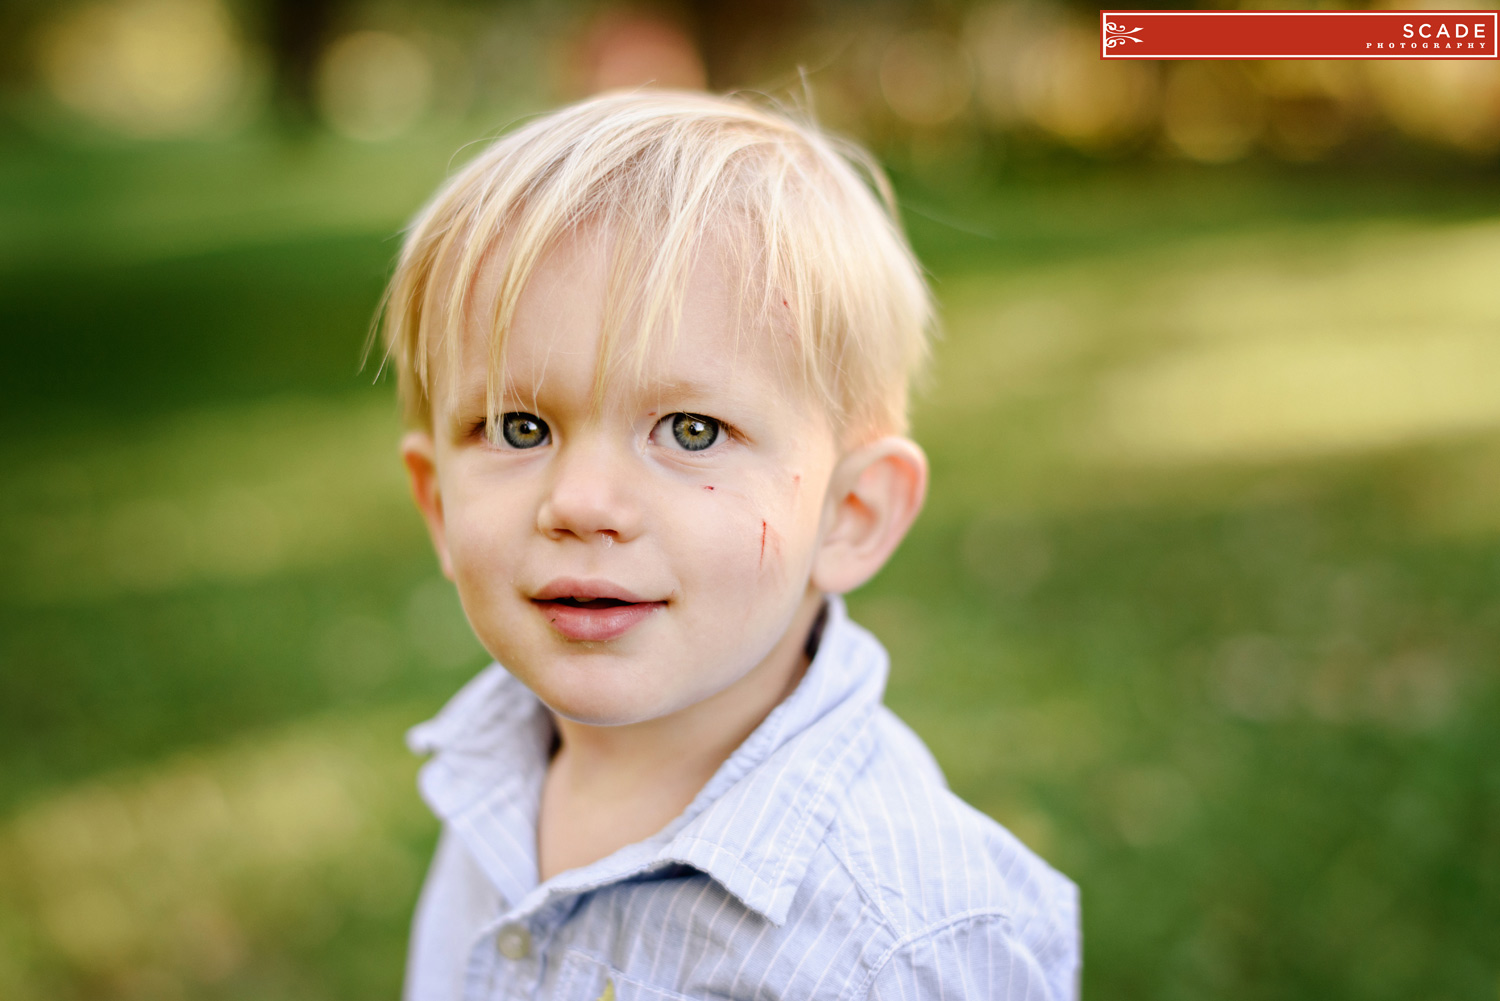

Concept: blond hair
[[378, 89, 933, 441]]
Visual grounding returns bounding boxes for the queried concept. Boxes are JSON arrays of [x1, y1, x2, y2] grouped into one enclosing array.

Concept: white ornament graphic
[[1105, 21, 1145, 47]]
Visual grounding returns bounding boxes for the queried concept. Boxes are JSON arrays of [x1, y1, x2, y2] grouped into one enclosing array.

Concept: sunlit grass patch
[[1082, 221, 1500, 466], [0, 709, 438, 1001], [919, 215, 1500, 529], [1092, 328, 1500, 464]]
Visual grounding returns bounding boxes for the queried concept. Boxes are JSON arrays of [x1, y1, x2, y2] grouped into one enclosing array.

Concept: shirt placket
[[463, 912, 534, 1000], [468, 894, 582, 1000]]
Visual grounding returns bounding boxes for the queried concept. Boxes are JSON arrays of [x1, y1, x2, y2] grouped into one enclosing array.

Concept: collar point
[[661, 838, 790, 927], [760, 891, 796, 928]]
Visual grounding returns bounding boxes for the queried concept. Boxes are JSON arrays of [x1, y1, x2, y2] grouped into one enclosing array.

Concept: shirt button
[[495, 923, 531, 960]]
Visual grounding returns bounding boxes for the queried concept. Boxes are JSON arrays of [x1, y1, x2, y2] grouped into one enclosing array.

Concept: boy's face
[[406, 229, 842, 727]]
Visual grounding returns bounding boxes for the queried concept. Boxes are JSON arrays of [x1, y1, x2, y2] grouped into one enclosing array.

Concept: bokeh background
[[1, 0, 1498, 998]]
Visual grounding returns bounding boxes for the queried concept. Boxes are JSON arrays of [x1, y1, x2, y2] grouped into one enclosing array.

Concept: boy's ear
[[811, 436, 928, 595], [401, 430, 454, 580]]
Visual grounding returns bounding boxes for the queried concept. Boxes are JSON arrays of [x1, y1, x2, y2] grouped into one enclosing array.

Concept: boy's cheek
[[685, 488, 812, 594], [441, 518, 526, 632], [442, 513, 507, 572]]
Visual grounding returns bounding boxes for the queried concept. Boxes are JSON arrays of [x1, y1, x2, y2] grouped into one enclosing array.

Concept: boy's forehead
[[442, 225, 805, 412]]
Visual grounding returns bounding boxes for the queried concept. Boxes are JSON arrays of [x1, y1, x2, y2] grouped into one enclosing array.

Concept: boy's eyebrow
[[640, 376, 720, 399], [638, 375, 783, 415], [442, 367, 761, 429]]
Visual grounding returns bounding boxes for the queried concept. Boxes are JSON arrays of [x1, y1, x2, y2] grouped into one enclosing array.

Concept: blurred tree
[[684, 0, 807, 89], [0, 0, 51, 96], [264, 0, 346, 127]]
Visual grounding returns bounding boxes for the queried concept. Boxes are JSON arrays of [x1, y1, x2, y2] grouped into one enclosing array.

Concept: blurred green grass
[[1, 138, 1498, 1000]]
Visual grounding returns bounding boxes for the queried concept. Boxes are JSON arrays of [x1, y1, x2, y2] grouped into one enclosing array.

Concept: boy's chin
[[534, 683, 684, 729]]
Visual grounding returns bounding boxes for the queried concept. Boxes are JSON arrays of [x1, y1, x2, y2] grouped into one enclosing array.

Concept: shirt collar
[[407, 595, 888, 927]]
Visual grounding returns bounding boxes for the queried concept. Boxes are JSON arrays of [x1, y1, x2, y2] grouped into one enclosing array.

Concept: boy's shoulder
[[680, 600, 1080, 996], [824, 703, 1080, 981]]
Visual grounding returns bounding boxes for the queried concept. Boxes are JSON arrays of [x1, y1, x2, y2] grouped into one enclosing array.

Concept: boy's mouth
[[549, 596, 633, 610], [531, 579, 665, 641]]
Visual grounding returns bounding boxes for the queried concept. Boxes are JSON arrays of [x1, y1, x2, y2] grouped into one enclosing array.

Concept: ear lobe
[[811, 436, 928, 595], [401, 430, 454, 580]]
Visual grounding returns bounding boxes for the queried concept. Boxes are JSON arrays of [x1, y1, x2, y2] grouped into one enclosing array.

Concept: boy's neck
[[536, 589, 826, 883]]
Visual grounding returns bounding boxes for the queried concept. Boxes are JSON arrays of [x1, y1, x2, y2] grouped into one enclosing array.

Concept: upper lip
[[531, 578, 657, 604]]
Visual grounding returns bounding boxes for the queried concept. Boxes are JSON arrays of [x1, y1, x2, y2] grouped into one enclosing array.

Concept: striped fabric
[[405, 596, 1080, 1000]]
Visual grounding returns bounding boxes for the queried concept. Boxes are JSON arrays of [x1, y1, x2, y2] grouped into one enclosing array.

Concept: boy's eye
[[668, 413, 720, 451], [497, 412, 549, 449]]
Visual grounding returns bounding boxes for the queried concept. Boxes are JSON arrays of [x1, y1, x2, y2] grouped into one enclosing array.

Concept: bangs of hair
[[377, 89, 933, 441]]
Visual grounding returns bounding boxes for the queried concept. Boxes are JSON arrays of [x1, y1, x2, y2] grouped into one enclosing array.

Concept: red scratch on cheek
[[760, 520, 767, 565], [704, 485, 715, 491]]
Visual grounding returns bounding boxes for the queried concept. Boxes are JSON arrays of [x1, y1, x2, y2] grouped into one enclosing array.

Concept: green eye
[[499, 412, 549, 449], [670, 413, 719, 451]]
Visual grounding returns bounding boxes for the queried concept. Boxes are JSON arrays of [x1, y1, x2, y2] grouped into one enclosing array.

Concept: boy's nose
[[535, 438, 644, 544]]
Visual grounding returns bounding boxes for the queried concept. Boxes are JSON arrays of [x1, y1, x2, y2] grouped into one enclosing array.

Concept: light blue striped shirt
[[405, 597, 1080, 1000]]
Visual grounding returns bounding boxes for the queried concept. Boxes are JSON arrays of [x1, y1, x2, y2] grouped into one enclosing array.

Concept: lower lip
[[534, 600, 664, 641]]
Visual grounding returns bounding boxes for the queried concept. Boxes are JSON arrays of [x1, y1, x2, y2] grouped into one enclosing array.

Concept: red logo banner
[[1099, 10, 1499, 59]]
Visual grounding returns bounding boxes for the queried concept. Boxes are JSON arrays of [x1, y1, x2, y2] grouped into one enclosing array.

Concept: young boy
[[383, 90, 1078, 1000]]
